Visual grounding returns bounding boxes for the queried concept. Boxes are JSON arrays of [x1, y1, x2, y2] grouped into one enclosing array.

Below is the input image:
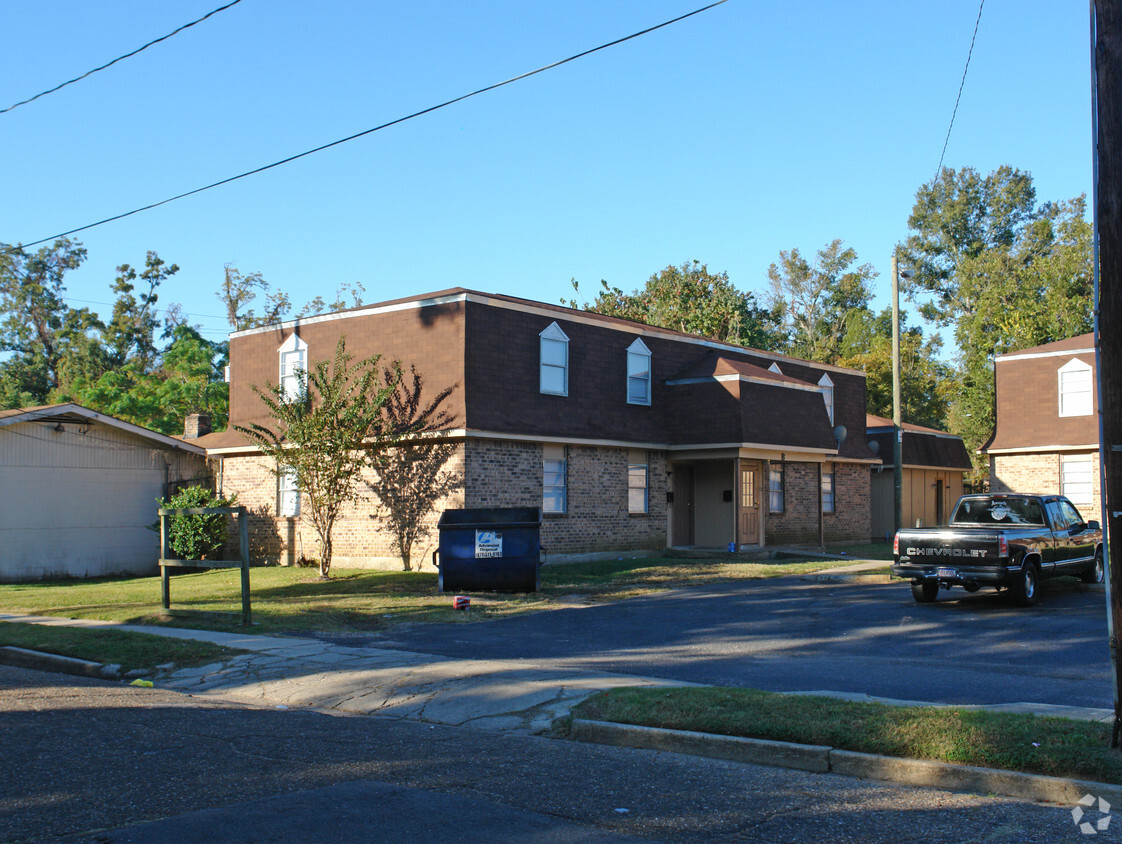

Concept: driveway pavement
[[354, 575, 1114, 712]]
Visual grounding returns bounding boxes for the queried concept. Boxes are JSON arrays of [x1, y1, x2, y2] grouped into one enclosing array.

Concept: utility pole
[[1092, 0, 1122, 747], [892, 249, 903, 534]]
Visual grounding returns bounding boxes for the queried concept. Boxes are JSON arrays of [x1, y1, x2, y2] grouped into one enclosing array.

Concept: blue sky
[[0, 1, 1091, 349]]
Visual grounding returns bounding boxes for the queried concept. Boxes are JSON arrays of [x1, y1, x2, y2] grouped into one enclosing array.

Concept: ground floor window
[[628, 449, 649, 514], [543, 444, 567, 514], [278, 467, 300, 517], [769, 464, 784, 513], [821, 463, 835, 513], [1061, 454, 1094, 512]]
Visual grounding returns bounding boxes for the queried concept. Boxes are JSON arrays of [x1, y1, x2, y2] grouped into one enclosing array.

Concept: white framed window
[[278, 467, 300, 517], [818, 373, 835, 425], [626, 338, 652, 406], [1058, 358, 1093, 417], [1061, 454, 1094, 511], [628, 449, 649, 514], [278, 333, 308, 401], [539, 322, 569, 396], [821, 463, 835, 513], [543, 444, 567, 514], [769, 464, 784, 513]]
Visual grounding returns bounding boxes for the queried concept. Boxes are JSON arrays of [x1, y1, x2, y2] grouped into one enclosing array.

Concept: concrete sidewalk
[[0, 612, 684, 733]]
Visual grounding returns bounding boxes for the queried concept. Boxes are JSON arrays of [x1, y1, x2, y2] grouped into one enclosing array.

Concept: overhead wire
[[6, 0, 729, 254], [0, 0, 245, 116], [933, 0, 986, 184]]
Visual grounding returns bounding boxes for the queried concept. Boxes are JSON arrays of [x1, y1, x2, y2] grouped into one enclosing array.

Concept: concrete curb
[[570, 719, 1122, 806], [0, 645, 120, 679]]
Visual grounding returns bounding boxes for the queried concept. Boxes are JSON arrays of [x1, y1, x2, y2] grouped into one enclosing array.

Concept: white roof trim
[[996, 345, 1095, 362], [0, 404, 205, 454], [983, 443, 1099, 455], [229, 290, 867, 377]]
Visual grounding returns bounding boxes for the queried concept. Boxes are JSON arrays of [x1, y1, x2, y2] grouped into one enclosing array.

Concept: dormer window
[[768, 362, 783, 375], [627, 338, 652, 406], [1058, 358, 1093, 417], [818, 373, 835, 425], [540, 322, 569, 396], [278, 333, 308, 401]]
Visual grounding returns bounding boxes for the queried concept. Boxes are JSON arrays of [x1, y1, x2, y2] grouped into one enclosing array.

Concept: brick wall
[[764, 461, 871, 545], [465, 439, 668, 554], [218, 444, 466, 571], [991, 450, 1103, 523]]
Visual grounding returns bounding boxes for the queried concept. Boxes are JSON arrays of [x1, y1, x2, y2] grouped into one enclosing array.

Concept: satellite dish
[[867, 439, 880, 455], [833, 425, 848, 446]]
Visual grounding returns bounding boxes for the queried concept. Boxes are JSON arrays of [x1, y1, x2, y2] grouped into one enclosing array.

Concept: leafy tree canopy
[[767, 239, 877, 364], [570, 261, 780, 350]]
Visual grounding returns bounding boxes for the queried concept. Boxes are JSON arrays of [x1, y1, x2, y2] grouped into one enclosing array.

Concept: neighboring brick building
[[197, 289, 877, 569], [865, 414, 972, 539], [981, 333, 1102, 523]]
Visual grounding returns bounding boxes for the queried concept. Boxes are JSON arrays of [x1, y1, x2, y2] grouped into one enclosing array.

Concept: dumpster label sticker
[[475, 530, 503, 558]]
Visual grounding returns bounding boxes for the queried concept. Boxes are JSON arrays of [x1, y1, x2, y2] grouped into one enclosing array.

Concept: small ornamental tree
[[366, 366, 459, 571], [236, 337, 398, 577], [158, 485, 237, 560]]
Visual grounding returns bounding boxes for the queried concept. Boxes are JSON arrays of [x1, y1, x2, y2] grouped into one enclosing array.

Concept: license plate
[[937, 567, 957, 579]]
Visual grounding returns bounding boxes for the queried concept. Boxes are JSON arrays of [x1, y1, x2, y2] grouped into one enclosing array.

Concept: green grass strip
[[0, 621, 244, 674], [573, 686, 1122, 785]]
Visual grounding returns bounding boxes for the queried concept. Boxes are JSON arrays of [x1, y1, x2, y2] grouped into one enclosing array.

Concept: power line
[[0, 0, 245, 116], [8, 0, 729, 253], [933, 0, 986, 184]]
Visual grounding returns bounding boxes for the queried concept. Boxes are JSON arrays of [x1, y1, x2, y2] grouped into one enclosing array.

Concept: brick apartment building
[[981, 333, 1102, 523], [196, 289, 878, 569]]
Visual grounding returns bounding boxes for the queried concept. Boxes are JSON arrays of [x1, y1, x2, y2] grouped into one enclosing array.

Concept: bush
[[159, 486, 237, 560]]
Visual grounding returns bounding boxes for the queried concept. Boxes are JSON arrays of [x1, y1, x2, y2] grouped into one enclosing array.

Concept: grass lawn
[[0, 555, 844, 636], [571, 686, 1122, 785], [0, 621, 244, 674]]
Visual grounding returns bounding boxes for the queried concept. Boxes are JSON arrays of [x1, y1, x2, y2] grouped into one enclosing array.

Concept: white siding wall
[[0, 420, 206, 580]]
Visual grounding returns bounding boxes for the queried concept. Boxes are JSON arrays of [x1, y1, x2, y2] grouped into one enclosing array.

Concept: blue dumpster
[[434, 507, 542, 593]]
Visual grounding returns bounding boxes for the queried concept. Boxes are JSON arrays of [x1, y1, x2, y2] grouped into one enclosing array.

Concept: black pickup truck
[[892, 493, 1103, 606]]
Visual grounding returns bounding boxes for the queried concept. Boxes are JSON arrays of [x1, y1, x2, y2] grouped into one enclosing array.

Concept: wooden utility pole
[[1092, 0, 1122, 747], [892, 250, 903, 534]]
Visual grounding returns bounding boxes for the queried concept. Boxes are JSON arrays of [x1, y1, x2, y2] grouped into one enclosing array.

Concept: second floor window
[[818, 373, 835, 425], [1058, 359, 1093, 417], [540, 322, 569, 396], [278, 333, 308, 401], [627, 338, 652, 405]]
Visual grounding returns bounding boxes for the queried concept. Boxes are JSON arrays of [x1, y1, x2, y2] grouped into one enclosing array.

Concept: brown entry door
[[672, 466, 694, 546], [740, 464, 759, 545]]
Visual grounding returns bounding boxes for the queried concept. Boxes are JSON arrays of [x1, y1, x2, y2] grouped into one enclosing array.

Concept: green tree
[[236, 337, 399, 577], [572, 261, 780, 349], [900, 166, 1093, 471], [217, 264, 291, 331], [365, 366, 458, 571], [0, 238, 96, 402], [837, 307, 953, 429], [767, 239, 877, 364], [104, 252, 178, 372]]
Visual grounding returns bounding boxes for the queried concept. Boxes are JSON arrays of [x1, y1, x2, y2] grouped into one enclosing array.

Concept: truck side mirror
[[1088, 520, 1101, 531]]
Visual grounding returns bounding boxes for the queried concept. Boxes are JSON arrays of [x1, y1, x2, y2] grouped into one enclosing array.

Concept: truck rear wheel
[[1010, 561, 1039, 607], [911, 581, 938, 603]]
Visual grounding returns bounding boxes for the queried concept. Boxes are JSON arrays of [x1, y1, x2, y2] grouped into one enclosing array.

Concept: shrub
[[158, 486, 237, 560]]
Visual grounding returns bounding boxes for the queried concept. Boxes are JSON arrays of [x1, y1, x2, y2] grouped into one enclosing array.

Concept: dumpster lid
[[437, 507, 542, 529]]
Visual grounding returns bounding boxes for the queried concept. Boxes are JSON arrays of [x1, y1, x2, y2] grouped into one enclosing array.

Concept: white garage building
[[0, 404, 208, 581]]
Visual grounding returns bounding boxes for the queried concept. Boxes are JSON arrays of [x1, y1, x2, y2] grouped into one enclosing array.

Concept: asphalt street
[[0, 665, 1108, 843], [354, 576, 1114, 710]]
